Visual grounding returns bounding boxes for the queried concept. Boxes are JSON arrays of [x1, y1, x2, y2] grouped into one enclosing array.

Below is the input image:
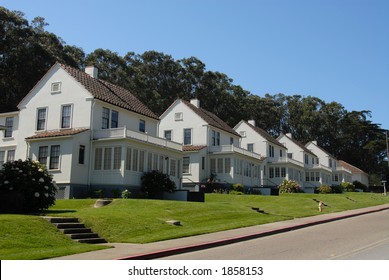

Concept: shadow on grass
[[39, 210, 77, 215]]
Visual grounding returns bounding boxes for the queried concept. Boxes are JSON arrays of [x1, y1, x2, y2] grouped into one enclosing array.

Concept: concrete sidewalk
[[51, 204, 389, 260]]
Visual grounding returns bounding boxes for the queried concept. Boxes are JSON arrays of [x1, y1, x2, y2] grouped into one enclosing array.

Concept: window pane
[[94, 148, 102, 170], [39, 146, 48, 166], [0, 151, 5, 166], [5, 117, 13, 137], [164, 130, 172, 140], [102, 108, 110, 129], [139, 150, 145, 172], [139, 119, 145, 132], [104, 148, 112, 170], [183, 157, 190, 173], [37, 108, 46, 130], [111, 110, 119, 128], [132, 149, 138, 172], [61, 105, 72, 128], [184, 129, 191, 145], [49, 145, 60, 169], [170, 159, 176, 176], [113, 147, 121, 170], [126, 148, 132, 170], [78, 145, 85, 164], [217, 158, 223, 173]]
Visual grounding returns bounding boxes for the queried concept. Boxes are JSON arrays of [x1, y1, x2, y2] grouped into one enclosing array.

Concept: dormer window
[[51, 82, 61, 93], [239, 131, 246, 137]]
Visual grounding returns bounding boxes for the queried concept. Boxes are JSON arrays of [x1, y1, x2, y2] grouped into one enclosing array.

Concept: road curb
[[116, 205, 389, 260]]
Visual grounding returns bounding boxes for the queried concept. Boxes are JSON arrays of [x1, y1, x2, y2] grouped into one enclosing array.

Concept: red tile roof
[[183, 145, 207, 152], [245, 121, 286, 148], [26, 128, 89, 140], [60, 64, 159, 120], [338, 160, 367, 175]]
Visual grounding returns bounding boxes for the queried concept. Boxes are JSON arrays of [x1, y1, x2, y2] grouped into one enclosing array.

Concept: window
[[170, 159, 176, 176], [239, 131, 246, 137], [217, 158, 223, 173], [132, 149, 138, 172], [113, 147, 121, 170], [164, 130, 172, 140], [61, 105, 72, 129], [139, 150, 145, 172], [225, 158, 231, 174], [139, 119, 145, 133], [247, 143, 254, 152], [202, 157, 205, 170], [281, 167, 286, 177], [174, 112, 183, 121], [210, 158, 216, 174], [275, 167, 280, 177], [7, 150, 15, 162], [4, 117, 13, 138], [126, 148, 132, 170], [269, 167, 274, 178], [269, 145, 274, 157], [37, 108, 47, 131], [305, 172, 309, 181], [315, 172, 320, 182], [183, 157, 190, 173], [230, 137, 234, 145], [304, 154, 309, 164], [51, 82, 61, 93], [78, 145, 85, 164], [102, 107, 119, 129], [280, 150, 283, 157], [147, 152, 152, 171], [0, 151, 4, 166], [212, 130, 220, 146], [288, 153, 293, 159], [183, 128, 192, 145], [49, 145, 60, 170], [111, 110, 118, 128], [39, 146, 48, 165], [329, 159, 333, 168], [104, 148, 112, 170], [102, 108, 110, 129], [94, 148, 103, 170]]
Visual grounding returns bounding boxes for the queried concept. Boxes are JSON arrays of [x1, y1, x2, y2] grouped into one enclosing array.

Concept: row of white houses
[[0, 63, 369, 198]]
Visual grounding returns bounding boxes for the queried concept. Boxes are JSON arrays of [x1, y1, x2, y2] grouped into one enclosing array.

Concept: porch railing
[[93, 127, 182, 151], [209, 145, 263, 160]]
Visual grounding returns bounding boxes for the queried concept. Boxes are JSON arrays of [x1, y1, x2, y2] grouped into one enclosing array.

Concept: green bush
[[353, 180, 367, 192], [231, 183, 244, 193], [278, 179, 303, 194], [0, 159, 57, 213], [141, 170, 176, 199], [121, 189, 131, 199], [341, 182, 355, 192], [331, 185, 343, 194], [316, 185, 332, 194], [229, 190, 244, 195]]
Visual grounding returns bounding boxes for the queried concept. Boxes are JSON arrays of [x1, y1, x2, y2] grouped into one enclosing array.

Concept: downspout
[[87, 99, 95, 190]]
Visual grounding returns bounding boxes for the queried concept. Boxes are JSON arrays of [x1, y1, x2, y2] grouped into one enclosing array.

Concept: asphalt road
[[159, 209, 389, 260]]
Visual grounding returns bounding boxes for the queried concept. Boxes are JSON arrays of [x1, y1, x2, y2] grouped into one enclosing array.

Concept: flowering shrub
[[316, 185, 332, 194], [122, 189, 131, 199], [278, 179, 303, 194], [0, 159, 57, 213], [340, 182, 355, 192]]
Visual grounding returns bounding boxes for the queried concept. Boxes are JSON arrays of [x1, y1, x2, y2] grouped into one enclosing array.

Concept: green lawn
[[1, 192, 389, 259]]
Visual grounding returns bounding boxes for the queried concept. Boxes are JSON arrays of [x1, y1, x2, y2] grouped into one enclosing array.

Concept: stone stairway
[[43, 217, 107, 244]]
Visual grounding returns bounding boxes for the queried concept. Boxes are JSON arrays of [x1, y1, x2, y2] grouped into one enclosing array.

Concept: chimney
[[85, 65, 98, 79], [248, 120, 256, 126], [190, 98, 200, 108], [286, 133, 292, 138]]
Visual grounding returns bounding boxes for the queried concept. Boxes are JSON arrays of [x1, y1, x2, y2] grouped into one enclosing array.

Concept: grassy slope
[[1, 192, 388, 259]]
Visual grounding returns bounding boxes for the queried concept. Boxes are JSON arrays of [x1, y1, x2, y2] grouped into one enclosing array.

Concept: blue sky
[[2, 0, 389, 129]]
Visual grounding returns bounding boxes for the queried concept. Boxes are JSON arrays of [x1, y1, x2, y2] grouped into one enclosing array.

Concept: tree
[[140, 170, 176, 199]]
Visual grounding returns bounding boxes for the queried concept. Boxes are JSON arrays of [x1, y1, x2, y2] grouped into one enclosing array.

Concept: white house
[[1, 63, 183, 198], [235, 121, 307, 189], [159, 99, 265, 190], [338, 160, 368, 186]]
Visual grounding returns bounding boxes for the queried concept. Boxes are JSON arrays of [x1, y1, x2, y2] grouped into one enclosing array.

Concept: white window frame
[[36, 107, 47, 131], [60, 104, 73, 129], [183, 128, 192, 145], [4, 117, 13, 138], [51, 82, 61, 94], [174, 112, 183, 121]]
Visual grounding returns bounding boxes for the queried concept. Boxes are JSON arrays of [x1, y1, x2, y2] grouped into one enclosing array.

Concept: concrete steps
[[43, 217, 107, 244]]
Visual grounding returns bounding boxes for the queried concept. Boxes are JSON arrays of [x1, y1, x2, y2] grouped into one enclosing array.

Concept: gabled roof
[[305, 141, 336, 159], [240, 121, 286, 148], [279, 133, 317, 157], [26, 128, 89, 140], [338, 160, 368, 175], [162, 99, 240, 137], [60, 64, 159, 120]]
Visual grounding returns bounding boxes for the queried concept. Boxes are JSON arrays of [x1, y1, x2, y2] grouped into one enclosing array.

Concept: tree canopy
[[1, 7, 387, 182]]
